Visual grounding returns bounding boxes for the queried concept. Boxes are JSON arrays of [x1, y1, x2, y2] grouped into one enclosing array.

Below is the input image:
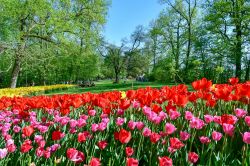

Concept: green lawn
[[44, 80, 192, 95]]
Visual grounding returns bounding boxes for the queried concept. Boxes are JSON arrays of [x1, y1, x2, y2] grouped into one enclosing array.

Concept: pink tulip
[[44, 147, 51, 159], [98, 122, 107, 131], [185, 111, 193, 120], [2, 123, 11, 133], [4, 134, 12, 141], [38, 140, 46, 148], [7, 144, 16, 153], [180, 131, 190, 141], [0, 148, 8, 159], [143, 106, 151, 115], [117, 109, 125, 115], [6, 139, 14, 146], [116, 117, 125, 126], [143, 127, 152, 137], [13, 125, 21, 133], [234, 108, 247, 118], [50, 144, 61, 152], [128, 121, 137, 130], [101, 118, 109, 124], [243, 132, 250, 144], [204, 114, 214, 123], [213, 116, 221, 124], [59, 117, 70, 126], [212, 131, 223, 141], [244, 116, 250, 127], [34, 135, 43, 144], [222, 124, 235, 136], [159, 111, 167, 120], [165, 123, 176, 135], [12, 119, 20, 125], [69, 120, 78, 128], [37, 125, 48, 134], [91, 124, 99, 132], [190, 117, 205, 129], [153, 116, 162, 124], [35, 147, 44, 157], [67, 148, 85, 164], [80, 114, 89, 120], [77, 119, 86, 128], [88, 109, 96, 116], [169, 110, 181, 120], [132, 101, 140, 108], [136, 122, 145, 130], [167, 147, 177, 153], [199, 136, 211, 144], [69, 128, 77, 134], [147, 112, 158, 122]]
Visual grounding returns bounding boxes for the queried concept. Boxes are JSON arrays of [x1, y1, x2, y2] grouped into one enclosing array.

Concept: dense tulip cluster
[[0, 78, 249, 165], [0, 84, 75, 97]]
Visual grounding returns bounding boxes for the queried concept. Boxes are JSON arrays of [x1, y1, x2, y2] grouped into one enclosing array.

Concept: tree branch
[[23, 34, 55, 43]]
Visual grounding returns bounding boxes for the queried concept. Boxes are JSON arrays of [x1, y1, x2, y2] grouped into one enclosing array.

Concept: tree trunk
[[10, 17, 26, 88], [115, 71, 119, 83], [185, 22, 191, 75], [10, 53, 22, 88], [153, 36, 157, 68], [234, 2, 242, 80], [245, 59, 250, 81], [176, 22, 180, 71]]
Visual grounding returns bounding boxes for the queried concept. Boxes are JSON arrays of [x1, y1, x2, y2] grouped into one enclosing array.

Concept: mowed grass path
[[44, 80, 192, 95]]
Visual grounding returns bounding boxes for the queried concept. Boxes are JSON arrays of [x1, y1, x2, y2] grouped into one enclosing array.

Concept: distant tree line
[[0, 0, 250, 88]]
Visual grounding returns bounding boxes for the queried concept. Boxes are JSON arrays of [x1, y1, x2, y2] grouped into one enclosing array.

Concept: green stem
[[149, 143, 153, 166]]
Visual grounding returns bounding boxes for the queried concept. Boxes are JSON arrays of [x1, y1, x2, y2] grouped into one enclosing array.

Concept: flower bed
[[0, 84, 75, 97], [0, 78, 249, 165]]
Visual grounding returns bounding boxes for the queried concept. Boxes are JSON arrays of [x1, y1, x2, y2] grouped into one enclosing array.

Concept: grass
[[44, 79, 192, 95]]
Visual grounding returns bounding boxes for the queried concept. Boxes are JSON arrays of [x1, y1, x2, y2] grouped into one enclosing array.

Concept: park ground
[[44, 80, 192, 95]]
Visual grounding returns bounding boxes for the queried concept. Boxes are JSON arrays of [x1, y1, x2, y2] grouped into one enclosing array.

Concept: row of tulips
[[0, 78, 249, 165], [0, 84, 75, 98]]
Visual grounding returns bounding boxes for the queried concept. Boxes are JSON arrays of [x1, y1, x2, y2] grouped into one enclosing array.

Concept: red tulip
[[169, 137, 184, 150], [66, 148, 85, 164], [21, 140, 33, 153], [158, 156, 173, 166], [22, 126, 34, 137], [97, 140, 108, 150], [125, 147, 134, 157], [228, 77, 239, 85], [89, 157, 101, 166], [78, 132, 87, 143], [152, 104, 162, 113], [114, 132, 119, 140], [126, 158, 138, 166], [52, 131, 65, 141], [150, 132, 161, 143], [188, 152, 199, 163], [119, 129, 131, 144]]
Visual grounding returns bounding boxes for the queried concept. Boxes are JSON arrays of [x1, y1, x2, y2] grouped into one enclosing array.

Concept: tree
[[103, 44, 125, 83], [205, 0, 250, 80], [0, 0, 109, 87], [161, 0, 197, 78]]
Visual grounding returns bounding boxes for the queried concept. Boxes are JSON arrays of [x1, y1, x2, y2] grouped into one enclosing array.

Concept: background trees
[[0, 0, 109, 88], [0, 0, 250, 88]]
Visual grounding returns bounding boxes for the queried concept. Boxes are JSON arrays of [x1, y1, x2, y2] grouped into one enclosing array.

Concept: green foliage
[[0, 0, 109, 87]]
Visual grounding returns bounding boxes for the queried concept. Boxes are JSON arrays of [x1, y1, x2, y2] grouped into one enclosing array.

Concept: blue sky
[[103, 0, 164, 45]]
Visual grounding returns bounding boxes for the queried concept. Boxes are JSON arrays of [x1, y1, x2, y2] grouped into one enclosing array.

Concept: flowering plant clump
[[0, 78, 249, 165], [0, 84, 75, 97]]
